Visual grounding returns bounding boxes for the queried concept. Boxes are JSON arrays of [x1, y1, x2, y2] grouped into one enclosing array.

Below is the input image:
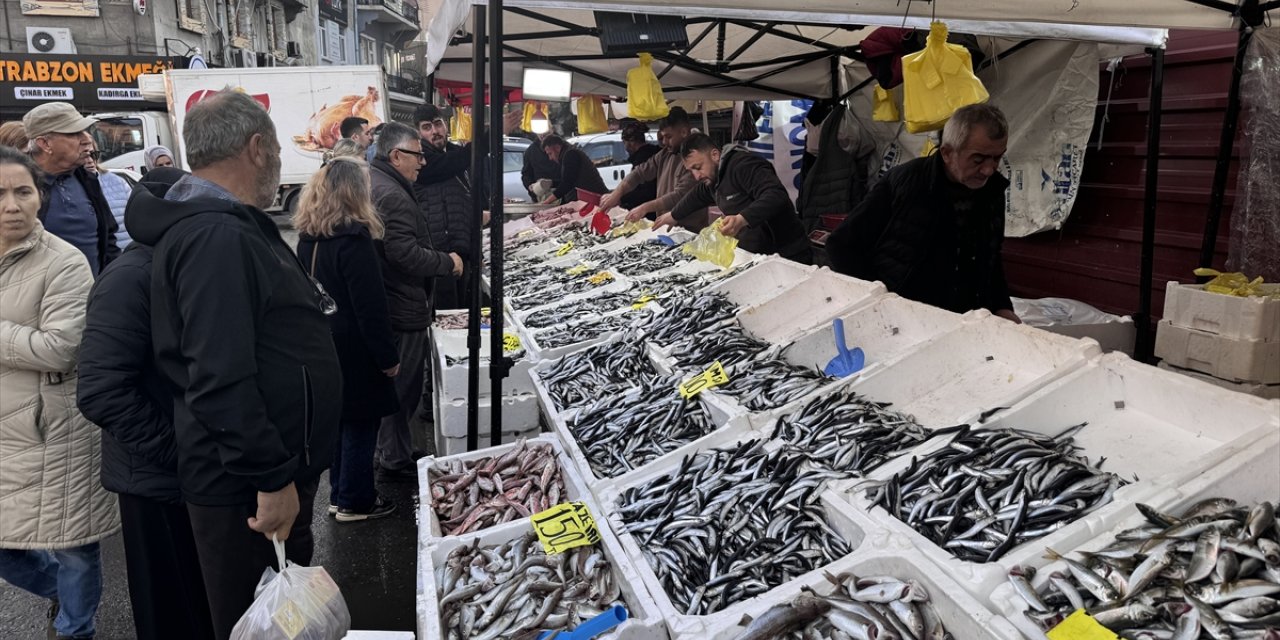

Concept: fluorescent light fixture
[[523, 68, 572, 102], [530, 106, 550, 134]]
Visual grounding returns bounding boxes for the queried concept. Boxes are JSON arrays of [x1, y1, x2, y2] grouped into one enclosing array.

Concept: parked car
[[501, 131, 659, 202], [502, 138, 533, 202]]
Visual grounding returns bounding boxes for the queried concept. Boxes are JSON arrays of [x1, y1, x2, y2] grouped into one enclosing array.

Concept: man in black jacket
[[541, 135, 608, 204], [826, 104, 1020, 321], [660, 133, 812, 263], [125, 90, 342, 640], [369, 122, 461, 477], [617, 122, 660, 211], [77, 167, 214, 640], [521, 131, 559, 201]]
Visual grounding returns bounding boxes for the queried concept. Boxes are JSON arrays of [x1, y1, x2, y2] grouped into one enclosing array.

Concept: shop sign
[[0, 53, 173, 110]]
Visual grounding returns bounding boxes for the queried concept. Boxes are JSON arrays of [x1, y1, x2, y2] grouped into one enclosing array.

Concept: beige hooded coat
[[0, 222, 119, 550]]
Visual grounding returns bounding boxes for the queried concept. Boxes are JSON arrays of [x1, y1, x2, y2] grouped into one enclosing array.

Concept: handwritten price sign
[[555, 242, 574, 257], [565, 263, 591, 276], [586, 271, 614, 285], [631, 293, 655, 310], [502, 332, 522, 352], [530, 501, 601, 555], [678, 360, 730, 398], [1047, 610, 1118, 640]]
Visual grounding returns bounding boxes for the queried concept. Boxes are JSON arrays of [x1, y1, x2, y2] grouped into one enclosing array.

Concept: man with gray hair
[[827, 104, 1020, 321], [124, 89, 343, 639], [369, 121, 460, 479]]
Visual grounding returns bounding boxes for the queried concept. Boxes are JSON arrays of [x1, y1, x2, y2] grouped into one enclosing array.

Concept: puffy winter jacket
[[415, 142, 474, 257], [370, 159, 456, 332]]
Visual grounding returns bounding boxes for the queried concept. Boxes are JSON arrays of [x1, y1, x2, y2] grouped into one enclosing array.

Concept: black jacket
[[826, 153, 1013, 314], [621, 143, 660, 210], [78, 190, 180, 502], [521, 138, 558, 197], [553, 147, 608, 202], [798, 105, 871, 231], [415, 142, 474, 257], [126, 182, 342, 506], [37, 165, 121, 274], [671, 145, 812, 262], [370, 158, 455, 332], [297, 223, 400, 422]]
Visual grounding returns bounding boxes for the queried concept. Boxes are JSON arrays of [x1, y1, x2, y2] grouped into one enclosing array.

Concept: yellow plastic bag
[[521, 101, 548, 132], [626, 53, 669, 121], [577, 94, 608, 134], [920, 137, 938, 157], [681, 218, 738, 268], [901, 21, 989, 134], [873, 86, 900, 122], [451, 107, 473, 142], [1193, 268, 1272, 297]]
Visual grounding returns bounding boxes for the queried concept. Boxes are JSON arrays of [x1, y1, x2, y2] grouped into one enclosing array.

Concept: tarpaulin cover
[[1228, 28, 1280, 281]]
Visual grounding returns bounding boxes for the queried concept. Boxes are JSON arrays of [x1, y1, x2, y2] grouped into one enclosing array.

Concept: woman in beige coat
[[0, 145, 119, 640]]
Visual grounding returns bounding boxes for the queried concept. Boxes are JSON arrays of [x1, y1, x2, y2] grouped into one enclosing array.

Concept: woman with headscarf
[[142, 145, 175, 172]]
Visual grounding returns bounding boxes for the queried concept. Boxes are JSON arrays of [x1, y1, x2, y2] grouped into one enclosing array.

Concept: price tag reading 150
[[530, 501, 601, 555], [678, 360, 730, 398]]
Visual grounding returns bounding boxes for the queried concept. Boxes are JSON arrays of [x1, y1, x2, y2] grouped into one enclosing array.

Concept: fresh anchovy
[[584, 240, 693, 277], [733, 573, 955, 640], [668, 325, 773, 371], [719, 358, 835, 412], [569, 375, 717, 479], [618, 440, 854, 616], [508, 270, 618, 309], [1011, 499, 1280, 637], [536, 335, 658, 412], [522, 291, 638, 329], [645, 292, 739, 346], [435, 309, 493, 331], [444, 346, 526, 367], [864, 423, 1123, 562], [772, 391, 932, 476], [428, 439, 566, 536], [532, 310, 652, 350]]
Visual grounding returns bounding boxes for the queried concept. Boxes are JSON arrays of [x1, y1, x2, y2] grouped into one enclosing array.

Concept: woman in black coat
[[294, 157, 401, 522]]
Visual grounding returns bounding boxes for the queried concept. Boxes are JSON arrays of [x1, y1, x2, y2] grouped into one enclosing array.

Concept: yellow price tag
[[480, 307, 491, 316], [678, 361, 730, 398], [565, 263, 591, 276], [530, 501, 601, 555], [1046, 610, 1118, 640], [517, 229, 538, 238], [555, 241, 574, 257], [631, 293, 655, 310], [502, 332, 521, 352], [586, 271, 614, 285]]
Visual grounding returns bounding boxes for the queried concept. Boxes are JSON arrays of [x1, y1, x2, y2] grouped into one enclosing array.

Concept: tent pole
[[830, 55, 839, 101], [1198, 23, 1255, 275], [465, 4, 486, 452], [488, 0, 505, 448], [1136, 47, 1165, 363]]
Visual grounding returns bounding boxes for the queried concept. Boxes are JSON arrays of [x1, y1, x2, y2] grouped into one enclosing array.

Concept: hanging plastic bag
[[901, 21, 989, 134], [230, 536, 351, 640], [577, 95, 608, 134], [681, 217, 738, 268], [451, 107, 472, 142], [872, 86, 900, 122], [919, 136, 938, 157], [626, 53, 669, 121]]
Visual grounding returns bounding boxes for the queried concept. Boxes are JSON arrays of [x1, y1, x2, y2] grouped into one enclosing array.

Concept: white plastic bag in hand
[[230, 535, 351, 640]]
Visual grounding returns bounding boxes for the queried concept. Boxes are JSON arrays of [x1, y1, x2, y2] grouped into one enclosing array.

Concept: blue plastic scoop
[[824, 318, 865, 377], [538, 605, 628, 640]]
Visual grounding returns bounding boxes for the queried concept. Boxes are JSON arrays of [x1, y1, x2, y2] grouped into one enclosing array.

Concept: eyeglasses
[[394, 147, 427, 163], [87, 151, 101, 160]]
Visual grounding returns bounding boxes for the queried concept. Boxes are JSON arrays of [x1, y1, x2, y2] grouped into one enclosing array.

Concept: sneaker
[[327, 503, 338, 516], [46, 600, 58, 640], [336, 497, 397, 522]]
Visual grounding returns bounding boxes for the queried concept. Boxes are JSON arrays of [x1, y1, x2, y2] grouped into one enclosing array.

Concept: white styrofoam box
[[430, 328, 535, 403], [989, 427, 1280, 640], [418, 433, 593, 541], [416, 519, 670, 640], [703, 549, 1023, 640], [1163, 280, 1280, 342], [1157, 360, 1280, 399], [432, 391, 541, 439], [703, 255, 816, 310], [523, 305, 658, 363], [342, 632, 413, 639], [433, 425, 542, 458], [735, 268, 887, 346], [1155, 319, 1279, 384]]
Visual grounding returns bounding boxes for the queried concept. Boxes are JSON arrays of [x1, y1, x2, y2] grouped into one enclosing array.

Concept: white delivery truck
[[102, 65, 389, 213]]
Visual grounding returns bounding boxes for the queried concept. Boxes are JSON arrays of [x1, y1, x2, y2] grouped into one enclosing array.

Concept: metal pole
[[1136, 47, 1165, 363], [465, 4, 486, 452], [1198, 25, 1253, 275], [488, 0, 506, 448]]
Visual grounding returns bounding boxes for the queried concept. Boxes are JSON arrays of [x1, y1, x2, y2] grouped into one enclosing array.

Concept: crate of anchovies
[[416, 512, 671, 640], [835, 350, 1280, 603], [503, 266, 635, 316], [431, 326, 535, 404], [988, 427, 1280, 640], [596, 436, 893, 640], [525, 303, 662, 363], [529, 332, 667, 421]]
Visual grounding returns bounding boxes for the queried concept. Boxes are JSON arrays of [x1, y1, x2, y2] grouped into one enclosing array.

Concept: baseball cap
[[23, 103, 96, 139]]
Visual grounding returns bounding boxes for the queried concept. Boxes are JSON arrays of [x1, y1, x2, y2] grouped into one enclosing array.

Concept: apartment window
[[266, 1, 288, 58], [360, 37, 377, 65], [178, 0, 207, 33], [319, 20, 347, 62], [227, 0, 252, 49], [383, 44, 400, 75]]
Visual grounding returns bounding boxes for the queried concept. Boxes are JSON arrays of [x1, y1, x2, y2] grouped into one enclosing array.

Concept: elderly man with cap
[[23, 102, 120, 276]]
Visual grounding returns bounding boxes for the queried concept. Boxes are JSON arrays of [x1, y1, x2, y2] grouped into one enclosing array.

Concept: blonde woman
[[292, 157, 400, 522]]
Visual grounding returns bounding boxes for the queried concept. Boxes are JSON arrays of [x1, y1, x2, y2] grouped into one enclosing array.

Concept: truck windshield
[[92, 117, 145, 163]]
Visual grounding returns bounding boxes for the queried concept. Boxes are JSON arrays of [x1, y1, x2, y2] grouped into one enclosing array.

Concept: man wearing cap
[[23, 103, 120, 276], [600, 107, 704, 224], [615, 123, 660, 212]]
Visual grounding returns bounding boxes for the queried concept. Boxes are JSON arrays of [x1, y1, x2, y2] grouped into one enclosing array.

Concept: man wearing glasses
[[22, 102, 120, 276], [368, 122, 461, 479]]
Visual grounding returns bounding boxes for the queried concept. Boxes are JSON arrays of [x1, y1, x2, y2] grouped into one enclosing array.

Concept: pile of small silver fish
[[668, 325, 773, 371], [435, 310, 492, 331], [428, 439, 566, 536], [509, 271, 617, 310], [585, 241, 692, 277], [536, 336, 658, 411], [569, 375, 717, 479], [718, 358, 833, 411], [772, 391, 931, 476], [1009, 498, 1280, 637], [645, 292, 738, 346], [733, 574, 954, 640], [618, 440, 854, 615], [521, 291, 636, 329], [632, 271, 705, 298], [532, 310, 652, 350], [864, 423, 1123, 563], [505, 266, 579, 299], [436, 531, 625, 640]]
